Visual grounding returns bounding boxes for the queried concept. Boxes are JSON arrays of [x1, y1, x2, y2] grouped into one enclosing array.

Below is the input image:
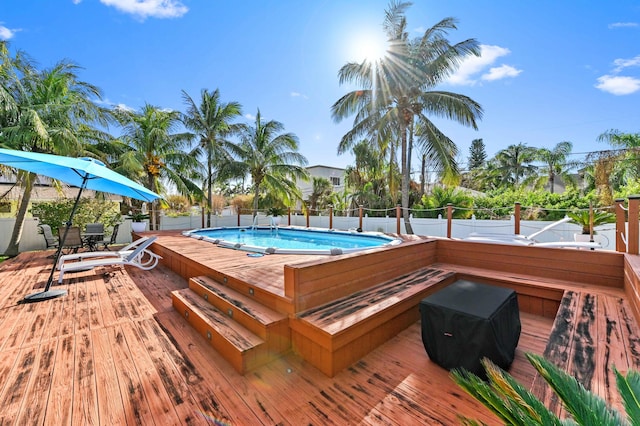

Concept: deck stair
[[171, 275, 290, 374], [289, 267, 456, 376]]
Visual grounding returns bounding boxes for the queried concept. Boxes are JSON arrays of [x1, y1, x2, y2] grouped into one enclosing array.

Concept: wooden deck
[[0, 240, 555, 425]]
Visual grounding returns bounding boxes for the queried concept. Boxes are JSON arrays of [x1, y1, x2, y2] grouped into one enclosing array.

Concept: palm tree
[[453, 353, 639, 425], [598, 129, 640, 186], [181, 89, 243, 227], [535, 141, 578, 193], [114, 104, 199, 230], [1, 51, 109, 256], [232, 110, 309, 216], [492, 143, 538, 188], [307, 177, 333, 212], [331, 1, 483, 234]]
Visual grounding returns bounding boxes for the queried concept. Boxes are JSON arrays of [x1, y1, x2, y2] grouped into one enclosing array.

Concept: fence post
[[329, 205, 333, 230], [306, 207, 310, 228], [359, 205, 363, 230], [396, 205, 401, 234], [514, 202, 521, 235], [237, 208, 241, 226], [628, 195, 640, 255], [615, 198, 626, 253], [287, 207, 291, 226], [447, 203, 453, 238]]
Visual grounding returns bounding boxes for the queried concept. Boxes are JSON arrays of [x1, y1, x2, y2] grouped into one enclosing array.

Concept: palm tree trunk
[[400, 120, 413, 234], [252, 185, 260, 217], [5, 174, 34, 256], [207, 155, 213, 228]]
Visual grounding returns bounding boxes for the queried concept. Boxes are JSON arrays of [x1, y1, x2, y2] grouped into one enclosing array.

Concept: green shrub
[[31, 198, 122, 233]]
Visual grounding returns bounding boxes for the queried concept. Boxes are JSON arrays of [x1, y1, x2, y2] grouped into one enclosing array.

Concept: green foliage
[[126, 211, 150, 222], [266, 206, 286, 216], [31, 198, 121, 233], [567, 209, 616, 234], [453, 353, 634, 425], [472, 188, 598, 220], [413, 187, 473, 218]]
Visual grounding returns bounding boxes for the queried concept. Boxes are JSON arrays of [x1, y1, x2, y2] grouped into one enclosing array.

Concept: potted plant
[[567, 210, 615, 242], [266, 206, 286, 225], [127, 212, 150, 233]]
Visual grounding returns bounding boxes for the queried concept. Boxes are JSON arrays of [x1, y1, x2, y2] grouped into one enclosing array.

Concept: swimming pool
[[183, 226, 402, 255]]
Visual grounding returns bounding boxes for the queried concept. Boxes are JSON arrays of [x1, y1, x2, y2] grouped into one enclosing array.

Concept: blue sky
[[1, 0, 639, 173]]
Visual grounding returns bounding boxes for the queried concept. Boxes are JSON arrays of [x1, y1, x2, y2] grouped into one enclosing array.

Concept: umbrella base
[[22, 289, 68, 303]]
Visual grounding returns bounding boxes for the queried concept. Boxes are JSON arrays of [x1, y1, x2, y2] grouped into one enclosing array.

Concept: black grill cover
[[419, 280, 521, 378]]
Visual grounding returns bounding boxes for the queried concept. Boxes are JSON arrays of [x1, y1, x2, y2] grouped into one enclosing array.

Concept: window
[[330, 177, 341, 186]]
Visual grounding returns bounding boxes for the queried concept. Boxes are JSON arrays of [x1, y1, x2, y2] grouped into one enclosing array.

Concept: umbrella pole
[[23, 177, 88, 303]]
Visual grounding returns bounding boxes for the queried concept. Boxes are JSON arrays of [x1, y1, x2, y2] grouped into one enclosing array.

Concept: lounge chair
[[57, 236, 156, 269], [464, 217, 602, 249], [58, 236, 161, 283]]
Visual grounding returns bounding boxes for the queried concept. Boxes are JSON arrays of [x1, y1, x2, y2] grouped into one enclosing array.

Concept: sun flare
[[349, 31, 389, 63]]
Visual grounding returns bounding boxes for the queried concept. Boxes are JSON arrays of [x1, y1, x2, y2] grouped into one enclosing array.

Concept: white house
[[297, 165, 346, 201]]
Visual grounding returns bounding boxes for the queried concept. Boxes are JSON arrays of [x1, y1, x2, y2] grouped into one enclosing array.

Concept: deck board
[[0, 236, 615, 425]]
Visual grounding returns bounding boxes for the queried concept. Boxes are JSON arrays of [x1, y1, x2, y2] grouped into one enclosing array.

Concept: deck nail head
[[184, 310, 189, 318], [223, 277, 228, 283], [206, 331, 212, 340], [227, 309, 233, 318], [204, 294, 208, 301], [249, 288, 254, 295]]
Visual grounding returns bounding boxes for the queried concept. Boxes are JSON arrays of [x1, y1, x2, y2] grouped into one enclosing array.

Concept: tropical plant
[[331, 1, 483, 234], [307, 177, 333, 212], [452, 353, 639, 426], [181, 88, 243, 227], [232, 109, 309, 216], [126, 211, 150, 222], [567, 209, 616, 234], [534, 141, 579, 193], [413, 186, 473, 218], [113, 103, 200, 230], [598, 129, 640, 188], [31, 198, 121, 234], [0, 45, 110, 256], [266, 206, 286, 217], [491, 143, 538, 188]]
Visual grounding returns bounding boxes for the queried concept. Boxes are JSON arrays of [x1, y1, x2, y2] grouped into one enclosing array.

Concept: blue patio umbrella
[[0, 148, 160, 302]]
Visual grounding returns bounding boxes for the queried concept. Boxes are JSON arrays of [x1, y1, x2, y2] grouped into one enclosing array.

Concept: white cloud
[[72, 0, 82, 4], [482, 64, 522, 81], [595, 75, 640, 95], [291, 91, 308, 99], [447, 44, 521, 86], [609, 22, 639, 29], [0, 24, 18, 40], [99, 0, 188, 20], [245, 113, 255, 121], [114, 103, 135, 112], [613, 55, 640, 73]]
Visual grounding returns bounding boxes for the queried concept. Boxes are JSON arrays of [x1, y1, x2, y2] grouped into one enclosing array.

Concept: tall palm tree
[[181, 88, 243, 227], [1, 50, 108, 255], [598, 129, 640, 186], [493, 143, 538, 188], [232, 110, 309, 216], [307, 177, 333, 212], [331, 1, 483, 233], [114, 104, 199, 230], [535, 141, 578, 193]]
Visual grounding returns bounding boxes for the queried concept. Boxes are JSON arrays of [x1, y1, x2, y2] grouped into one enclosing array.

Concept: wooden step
[[188, 276, 290, 355], [290, 267, 456, 376], [171, 288, 266, 374]]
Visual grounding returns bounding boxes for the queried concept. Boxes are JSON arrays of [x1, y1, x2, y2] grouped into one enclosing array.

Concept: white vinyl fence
[[1, 213, 617, 255]]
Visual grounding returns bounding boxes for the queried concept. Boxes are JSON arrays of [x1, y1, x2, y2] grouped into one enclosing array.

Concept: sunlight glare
[[350, 31, 389, 63]]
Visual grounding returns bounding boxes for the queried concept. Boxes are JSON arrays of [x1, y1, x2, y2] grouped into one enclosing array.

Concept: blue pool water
[[183, 226, 402, 255]]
